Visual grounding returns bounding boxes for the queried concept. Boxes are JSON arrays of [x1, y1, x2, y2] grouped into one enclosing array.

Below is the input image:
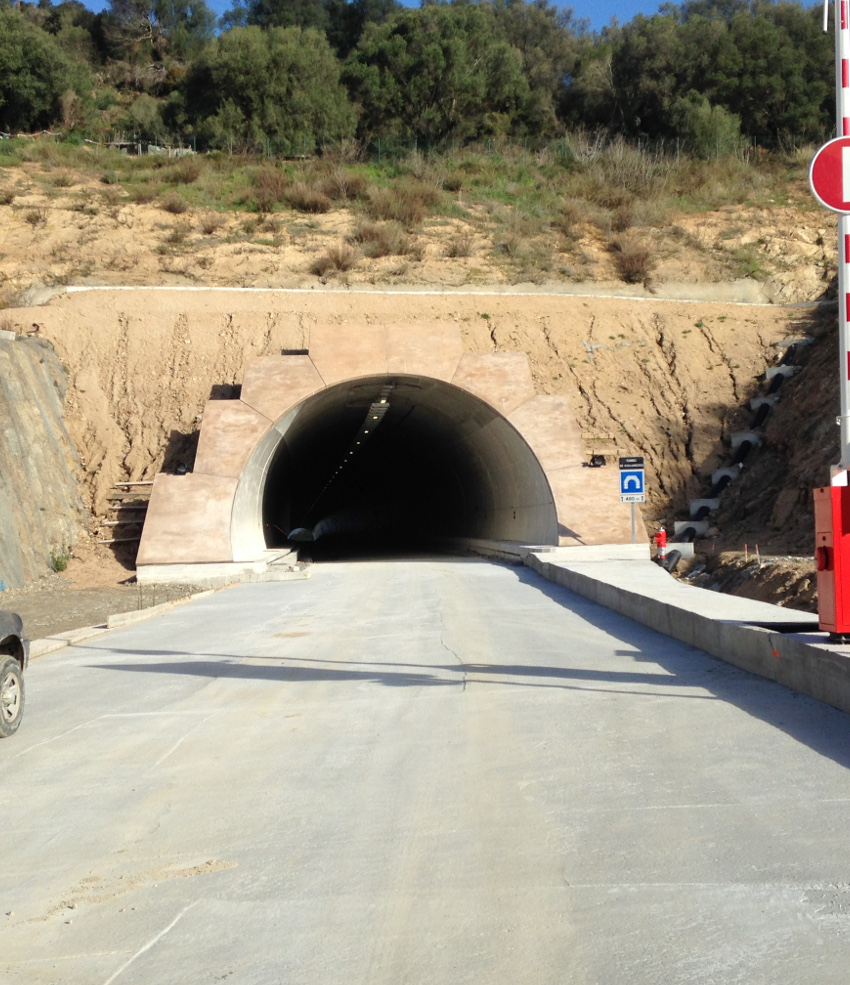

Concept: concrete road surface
[[5, 557, 850, 985]]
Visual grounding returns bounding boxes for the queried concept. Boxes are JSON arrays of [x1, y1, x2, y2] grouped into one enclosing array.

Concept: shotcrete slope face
[[259, 375, 557, 556]]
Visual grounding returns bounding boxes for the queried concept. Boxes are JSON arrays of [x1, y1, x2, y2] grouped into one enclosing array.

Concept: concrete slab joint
[[137, 320, 635, 576]]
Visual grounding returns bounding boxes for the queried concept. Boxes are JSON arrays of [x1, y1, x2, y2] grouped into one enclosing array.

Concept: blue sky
[[81, 0, 667, 34], [568, 0, 663, 30]]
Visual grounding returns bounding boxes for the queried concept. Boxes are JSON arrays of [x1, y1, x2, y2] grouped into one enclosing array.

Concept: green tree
[[576, 1, 833, 146], [671, 89, 743, 156], [343, 3, 529, 143], [104, 0, 215, 62], [491, 0, 584, 136], [220, 0, 329, 31], [708, 1, 831, 144], [40, 1, 108, 66], [126, 92, 170, 140], [325, 0, 398, 58], [0, 6, 91, 132], [180, 25, 356, 152]]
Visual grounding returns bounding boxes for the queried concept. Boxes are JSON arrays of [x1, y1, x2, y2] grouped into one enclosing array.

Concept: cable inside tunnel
[[256, 374, 558, 558]]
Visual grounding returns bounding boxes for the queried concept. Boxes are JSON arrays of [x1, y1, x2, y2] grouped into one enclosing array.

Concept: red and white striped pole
[[834, 0, 850, 473], [809, 3, 850, 638]]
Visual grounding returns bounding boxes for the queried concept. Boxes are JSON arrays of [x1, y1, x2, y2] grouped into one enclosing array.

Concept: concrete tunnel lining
[[230, 374, 559, 558]]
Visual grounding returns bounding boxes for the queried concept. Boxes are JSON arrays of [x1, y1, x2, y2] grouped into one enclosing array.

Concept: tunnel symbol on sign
[[620, 470, 644, 494]]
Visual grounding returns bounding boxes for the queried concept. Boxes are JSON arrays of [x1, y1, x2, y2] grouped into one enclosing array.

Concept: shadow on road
[[509, 564, 850, 771], [82, 560, 850, 771]]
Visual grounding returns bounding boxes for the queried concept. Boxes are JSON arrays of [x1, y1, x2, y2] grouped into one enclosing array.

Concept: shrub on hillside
[[310, 241, 359, 276], [609, 235, 654, 284], [284, 182, 332, 214], [347, 221, 411, 257], [364, 181, 440, 227], [161, 192, 189, 215], [252, 168, 289, 212]]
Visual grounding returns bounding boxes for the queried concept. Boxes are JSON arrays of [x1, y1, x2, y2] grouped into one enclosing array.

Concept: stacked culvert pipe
[[663, 340, 808, 569]]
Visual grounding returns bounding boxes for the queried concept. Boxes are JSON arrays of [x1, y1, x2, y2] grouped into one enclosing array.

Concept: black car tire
[[0, 655, 24, 737]]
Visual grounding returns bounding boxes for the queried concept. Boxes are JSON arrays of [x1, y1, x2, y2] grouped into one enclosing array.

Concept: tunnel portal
[[137, 324, 630, 579], [260, 375, 558, 553]]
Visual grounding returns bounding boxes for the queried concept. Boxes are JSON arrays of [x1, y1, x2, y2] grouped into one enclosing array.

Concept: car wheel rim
[[1, 670, 20, 721]]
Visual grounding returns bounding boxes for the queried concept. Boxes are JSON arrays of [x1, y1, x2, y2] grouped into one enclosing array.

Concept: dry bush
[[129, 184, 158, 204], [252, 168, 289, 212], [0, 189, 14, 206], [165, 224, 190, 245], [320, 168, 368, 202], [258, 215, 282, 233], [444, 230, 474, 258], [492, 210, 539, 260], [242, 217, 259, 235], [609, 235, 654, 284], [165, 159, 202, 185], [494, 230, 528, 259], [319, 139, 361, 164], [100, 187, 122, 207], [50, 172, 75, 188], [443, 173, 464, 192], [161, 192, 189, 215], [24, 208, 47, 226], [611, 205, 632, 232], [284, 182, 332, 214], [631, 197, 670, 227], [200, 213, 225, 235], [364, 180, 441, 227], [347, 220, 411, 257], [259, 216, 286, 245], [554, 199, 588, 240], [69, 197, 98, 216], [310, 241, 359, 276]]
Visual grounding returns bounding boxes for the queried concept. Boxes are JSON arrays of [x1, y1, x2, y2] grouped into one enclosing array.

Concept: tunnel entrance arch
[[231, 374, 558, 558], [137, 323, 631, 577]]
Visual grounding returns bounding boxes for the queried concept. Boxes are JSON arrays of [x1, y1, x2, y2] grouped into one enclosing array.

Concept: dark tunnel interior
[[260, 375, 557, 557]]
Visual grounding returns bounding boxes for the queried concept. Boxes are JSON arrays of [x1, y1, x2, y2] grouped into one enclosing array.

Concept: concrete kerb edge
[[28, 586, 225, 659], [523, 553, 850, 717]]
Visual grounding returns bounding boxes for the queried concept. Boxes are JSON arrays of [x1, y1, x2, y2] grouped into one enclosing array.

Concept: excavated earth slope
[[1, 288, 819, 550], [0, 334, 85, 588]]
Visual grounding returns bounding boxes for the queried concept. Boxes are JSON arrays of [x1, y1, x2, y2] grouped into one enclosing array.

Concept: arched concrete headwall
[[232, 374, 560, 557], [137, 322, 632, 568]]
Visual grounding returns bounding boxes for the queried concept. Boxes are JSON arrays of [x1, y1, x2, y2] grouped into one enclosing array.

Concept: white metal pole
[[834, 0, 850, 471]]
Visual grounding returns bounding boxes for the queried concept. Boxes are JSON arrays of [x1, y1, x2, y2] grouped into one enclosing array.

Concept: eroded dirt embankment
[[2, 288, 811, 534]]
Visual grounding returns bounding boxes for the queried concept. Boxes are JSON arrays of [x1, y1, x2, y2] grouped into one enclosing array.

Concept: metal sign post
[[812, 0, 850, 470], [619, 456, 645, 544], [835, 0, 850, 469], [810, 1, 850, 636]]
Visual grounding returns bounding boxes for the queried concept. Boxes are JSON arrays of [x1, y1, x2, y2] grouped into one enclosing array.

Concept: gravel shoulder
[[0, 541, 201, 640], [1, 576, 203, 641]]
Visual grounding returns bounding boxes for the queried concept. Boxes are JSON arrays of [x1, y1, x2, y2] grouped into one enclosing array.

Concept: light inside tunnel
[[245, 375, 557, 555]]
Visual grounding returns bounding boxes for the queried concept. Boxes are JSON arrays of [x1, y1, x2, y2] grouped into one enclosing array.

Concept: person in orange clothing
[[653, 525, 667, 564]]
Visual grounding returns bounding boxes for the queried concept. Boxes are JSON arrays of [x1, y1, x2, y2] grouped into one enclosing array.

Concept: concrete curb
[[30, 625, 110, 659], [29, 587, 220, 659], [524, 553, 850, 717], [106, 589, 216, 628]]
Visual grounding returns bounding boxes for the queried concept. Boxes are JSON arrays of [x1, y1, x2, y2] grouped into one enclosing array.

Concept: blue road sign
[[620, 469, 644, 495]]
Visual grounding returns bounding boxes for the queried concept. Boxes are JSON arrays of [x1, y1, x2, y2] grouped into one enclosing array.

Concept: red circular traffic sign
[[810, 137, 850, 213]]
